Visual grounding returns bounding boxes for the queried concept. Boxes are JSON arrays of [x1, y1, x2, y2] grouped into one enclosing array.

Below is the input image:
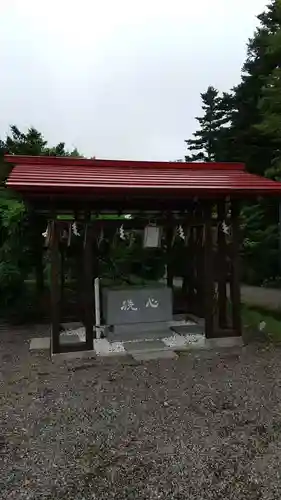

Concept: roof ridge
[[4, 155, 245, 171]]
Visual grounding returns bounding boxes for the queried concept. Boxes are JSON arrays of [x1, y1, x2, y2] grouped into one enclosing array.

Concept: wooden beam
[[230, 200, 242, 336], [83, 221, 94, 349], [217, 200, 228, 329], [204, 202, 215, 338], [50, 220, 60, 354], [29, 196, 235, 217], [53, 215, 231, 229]]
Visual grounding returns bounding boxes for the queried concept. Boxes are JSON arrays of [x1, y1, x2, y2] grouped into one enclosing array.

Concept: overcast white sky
[[0, 0, 268, 161]]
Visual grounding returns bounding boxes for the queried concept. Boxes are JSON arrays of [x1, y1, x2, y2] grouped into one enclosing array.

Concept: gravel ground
[[1, 325, 281, 499]]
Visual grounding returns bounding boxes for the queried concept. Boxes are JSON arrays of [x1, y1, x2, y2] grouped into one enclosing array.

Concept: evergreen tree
[[5, 126, 48, 156], [256, 67, 281, 179], [241, 1, 281, 282], [184, 2, 281, 283], [230, 0, 281, 175], [185, 86, 230, 162], [1, 125, 82, 169], [0, 125, 83, 305], [224, 0, 281, 283]]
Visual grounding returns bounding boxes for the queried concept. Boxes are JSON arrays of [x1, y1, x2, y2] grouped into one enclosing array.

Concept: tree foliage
[[229, 0, 281, 175], [185, 0, 281, 285], [0, 125, 82, 183], [0, 126, 82, 319], [185, 86, 231, 162]]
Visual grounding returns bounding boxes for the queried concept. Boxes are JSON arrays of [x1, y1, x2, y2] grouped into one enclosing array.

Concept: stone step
[[113, 321, 171, 335], [132, 350, 178, 361], [107, 328, 172, 342], [171, 324, 205, 335], [123, 339, 168, 354]]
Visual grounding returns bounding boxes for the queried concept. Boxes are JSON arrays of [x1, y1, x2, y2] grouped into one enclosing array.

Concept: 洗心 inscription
[[120, 297, 160, 312], [102, 287, 172, 325]]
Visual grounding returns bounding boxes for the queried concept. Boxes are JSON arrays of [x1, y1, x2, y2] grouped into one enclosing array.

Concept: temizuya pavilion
[[5, 154, 281, 354]]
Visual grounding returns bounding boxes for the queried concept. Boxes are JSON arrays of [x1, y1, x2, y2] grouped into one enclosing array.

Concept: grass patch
[[242, 304, 281, 343]]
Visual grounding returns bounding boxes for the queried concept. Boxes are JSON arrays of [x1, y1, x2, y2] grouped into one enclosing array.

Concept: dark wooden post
[[217, 200, 228, 329], [195, 225, 204, 317], [33, 212, 45, 294], [50, 220, 60, 354], [230, 200, 242, 336], [60, 245, 65, 305], [181, 229, 189, 296], [204, 201, 214, 338], [188, 227, 196, 310], [166, 225, 174, 289], [279, 201, 281, 277], [83, 222, 94, 350]]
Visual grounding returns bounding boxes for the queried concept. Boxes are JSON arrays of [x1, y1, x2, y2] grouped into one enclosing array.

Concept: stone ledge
[[51, 350, 96, 362], [30, 337, 50, 351], [205, 337, 244, 349], [132, 350, 179, 361]]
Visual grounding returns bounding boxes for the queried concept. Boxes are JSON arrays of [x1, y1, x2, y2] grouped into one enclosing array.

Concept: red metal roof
[[5, 155, 281, 197]]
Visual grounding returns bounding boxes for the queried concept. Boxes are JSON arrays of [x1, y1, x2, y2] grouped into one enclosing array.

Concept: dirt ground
[[1, 324, 281, 499]]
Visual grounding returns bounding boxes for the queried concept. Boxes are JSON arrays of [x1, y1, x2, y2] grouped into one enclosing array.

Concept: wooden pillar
[[76, 244, 84, 322], [166, 225, 174, 289], [186, 227, 196, 312], [83, 223, 94, 349], [278, 201, 281, 277], [217, 200, 228, 329], [60, 245, 65, 305], [50, 220, 60, 354], [230, 200, 242, 336], [204, 202, 214, 338], [195, 225, 204, 317]]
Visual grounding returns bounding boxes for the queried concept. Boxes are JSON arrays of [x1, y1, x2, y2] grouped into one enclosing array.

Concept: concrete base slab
[[172, 324, 205, 335], [123, 339, 166, 353], [169, 320, 196, 328], [205, 337, 244, 349], [163, 333, 206, 349], [132, 350, 178, 361], [52, 350, 96, 362], [185, 315, 205, 327], [60, 333, 81, 345], [30, 326, 242, 361], [61, 327, 86, 343], [94, 338, 126, 356], [183, 334, 206, 348], [162, 333, 188, 348], [107, 328, 172, 342], [108, 321, 197, 342], [113, 322, 171, 335], [30, 337, 50, 351]]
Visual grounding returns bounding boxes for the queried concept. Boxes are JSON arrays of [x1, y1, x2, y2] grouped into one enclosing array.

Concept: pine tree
[[230, 0, 281, 175], [184, 1, 281, 283], [256, 69, 281, 180], [5, 126, 48, 156], [226, 1, 281, 282], [185, 86, 230, 162]]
